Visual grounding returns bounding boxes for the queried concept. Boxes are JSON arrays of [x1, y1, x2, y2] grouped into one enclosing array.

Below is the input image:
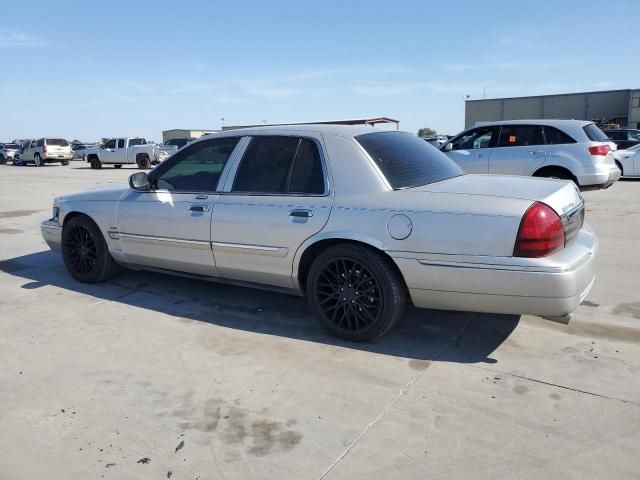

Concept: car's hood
[[57, 184, 128, 203], [411, 174, 583, 216]]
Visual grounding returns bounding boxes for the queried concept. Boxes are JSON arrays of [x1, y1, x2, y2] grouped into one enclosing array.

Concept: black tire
[[616, 161, 624, 177], [62, 215, 119, 283], [34, 153, 44, 167], [307, 244, 406, 342], [0, 155, 5, 165], [61, 160, 70, 166], [114, 164, 123, 169], [90, 157, 102, 169], [136, 155, 151, 169]]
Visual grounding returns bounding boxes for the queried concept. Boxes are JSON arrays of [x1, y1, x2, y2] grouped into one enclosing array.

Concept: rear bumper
[[44, 154, 73, 162], [577, 164, 621, 190], [41, 219, 62, 250], [391, 226, 598, 319]]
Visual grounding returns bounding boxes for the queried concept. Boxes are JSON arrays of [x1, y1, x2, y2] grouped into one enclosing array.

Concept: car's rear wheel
[[307, 244, 406, 342], [114, 164, 123, 169], [34, 154, 43, 167], [62, 215, 119, 283], [136, 155, 151, 169]]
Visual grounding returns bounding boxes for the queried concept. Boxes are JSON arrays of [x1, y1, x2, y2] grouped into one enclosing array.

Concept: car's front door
[[443, 126, 498, 173], [490, 124, 545, 175], [23, 141, 36, 161], [115, 136, 243, 276], [211, 134, 332, 289], [101, 139, 117, 163]]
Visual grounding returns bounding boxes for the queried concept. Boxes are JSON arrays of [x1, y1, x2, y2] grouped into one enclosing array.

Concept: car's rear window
[[356, 131, 464, 189], [46, 138, 69, 146], [4, 144, 20, 149], [583, 124, 609, 142]]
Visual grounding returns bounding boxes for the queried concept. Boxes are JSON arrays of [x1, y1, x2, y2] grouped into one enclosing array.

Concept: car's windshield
[[355, 131, 464, 189], [46, 138, 69, 146], [129, 138, 146, 146]]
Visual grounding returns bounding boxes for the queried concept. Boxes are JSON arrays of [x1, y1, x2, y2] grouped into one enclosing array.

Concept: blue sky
[[1, 0, 637, 142]]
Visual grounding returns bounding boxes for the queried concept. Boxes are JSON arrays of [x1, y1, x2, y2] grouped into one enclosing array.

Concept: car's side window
[[117, 139, 125, 148], [104, 139, 116, 149], [450, 127, 496, 150], [232, 136, 325, 195], [152, 137, 240, 192], [497, 125, 543, 147], [543, 126, 577, 145], [36, 139, 44, 147]]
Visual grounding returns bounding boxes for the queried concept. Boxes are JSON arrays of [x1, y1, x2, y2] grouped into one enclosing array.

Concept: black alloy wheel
[[307, 244, 405, 342], [62, 215, 119, 283]]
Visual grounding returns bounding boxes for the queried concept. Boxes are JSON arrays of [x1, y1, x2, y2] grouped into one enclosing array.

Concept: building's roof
[[162, 128, 220, 133], [466, 88, 635, 103], [223, 117, 399, 131]]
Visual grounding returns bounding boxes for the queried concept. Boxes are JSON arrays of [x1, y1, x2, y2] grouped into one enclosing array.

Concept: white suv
[[441, 119, 621, 190], [16, 138, 72, 166]]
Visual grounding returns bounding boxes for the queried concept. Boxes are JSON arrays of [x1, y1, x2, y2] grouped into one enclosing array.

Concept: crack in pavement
[[316, 313, 479, 480], [468, 364, 640, 407]]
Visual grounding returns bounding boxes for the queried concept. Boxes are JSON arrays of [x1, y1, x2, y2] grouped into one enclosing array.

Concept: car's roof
[[214, 124, 402, 138], [474, 119, 593, 127]]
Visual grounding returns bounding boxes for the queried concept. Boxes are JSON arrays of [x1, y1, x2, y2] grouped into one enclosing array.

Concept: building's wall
[[629, 89, 640, 129], [465, 90, 633, 128], [162, 129, 219, 142]]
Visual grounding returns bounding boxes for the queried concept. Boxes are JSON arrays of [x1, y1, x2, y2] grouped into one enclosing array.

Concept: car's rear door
[[211, 132, 332, 289], [443, 126, 498, 173], [115, 136, 243, 276], [490, 124, 545, 175]]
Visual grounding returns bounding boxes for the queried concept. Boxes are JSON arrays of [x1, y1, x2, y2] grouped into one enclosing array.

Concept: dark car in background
[[604, 129, 640, 150]]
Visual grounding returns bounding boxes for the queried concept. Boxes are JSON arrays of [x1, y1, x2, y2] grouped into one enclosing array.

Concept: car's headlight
[[52, 206, 60, 224]]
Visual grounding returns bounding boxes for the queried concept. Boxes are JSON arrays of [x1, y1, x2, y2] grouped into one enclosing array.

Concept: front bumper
[[391, 226, 598, 320], [577, 164, 621, 190], [41, 219, 62, 251]]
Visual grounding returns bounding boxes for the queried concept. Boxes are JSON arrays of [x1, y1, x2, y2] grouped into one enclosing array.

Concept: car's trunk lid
[[413, 174, 583, 217]]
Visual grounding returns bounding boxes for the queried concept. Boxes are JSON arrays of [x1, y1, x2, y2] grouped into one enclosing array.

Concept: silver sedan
[[41, 125, 597, 341]]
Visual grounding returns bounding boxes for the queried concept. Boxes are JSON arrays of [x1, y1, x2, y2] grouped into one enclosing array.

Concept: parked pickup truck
[[85, 137, 172, 169]]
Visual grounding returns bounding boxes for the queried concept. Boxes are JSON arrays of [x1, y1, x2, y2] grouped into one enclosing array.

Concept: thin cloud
[[0, 31, 50, 48], [442, 61, 571, 72], [118, 78, 154, 94]]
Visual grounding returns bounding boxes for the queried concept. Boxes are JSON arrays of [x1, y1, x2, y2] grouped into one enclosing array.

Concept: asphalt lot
[[1, 162, 639, 479]]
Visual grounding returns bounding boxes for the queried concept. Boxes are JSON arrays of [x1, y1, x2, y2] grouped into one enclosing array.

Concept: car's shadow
[[0, 251, 520, 363]]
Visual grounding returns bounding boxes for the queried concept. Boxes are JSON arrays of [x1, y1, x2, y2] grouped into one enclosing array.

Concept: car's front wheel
[[62, 215, 119, 283], [307, 244, 406, 342], [90, 157, 102, 169]]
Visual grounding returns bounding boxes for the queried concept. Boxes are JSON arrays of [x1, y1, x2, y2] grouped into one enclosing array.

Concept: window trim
[[222, 134, 330, 197], [144, 136, 247, 195]]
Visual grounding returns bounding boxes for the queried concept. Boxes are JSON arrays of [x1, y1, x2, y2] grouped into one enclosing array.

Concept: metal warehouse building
[[162, 129, 220, 142], [465, 89, 640, 129]]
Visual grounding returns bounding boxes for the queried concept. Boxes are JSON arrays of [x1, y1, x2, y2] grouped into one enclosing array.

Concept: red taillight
[[43, 145, 48, 153], [514, 202, 564, 258], [588, 144, 610, 156]]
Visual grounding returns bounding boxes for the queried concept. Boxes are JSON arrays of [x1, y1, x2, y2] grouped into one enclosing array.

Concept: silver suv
[[441, 119, 621, 190], [17, 138, 72, 166]]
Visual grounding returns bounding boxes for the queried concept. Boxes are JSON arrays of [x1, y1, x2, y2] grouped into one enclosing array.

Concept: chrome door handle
[[189, 204, 210, 212], [289, 209, 313, 218]]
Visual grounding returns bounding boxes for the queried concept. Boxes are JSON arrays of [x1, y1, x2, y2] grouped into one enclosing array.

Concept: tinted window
[[543, 126, 576, 145], [583, 123, 609, 142], [129, 138, 146, 146], [36, 139, 44, 147], [288, 139, 325, 194], [233, 137, 299, 193], [104, 139, 116, 149], [117, 139, 125, 148], [497, 125, 543, 147], [4, 144, 20, 149], [153, 137, 240, 192], [166, 138, 190, 148], [46, 138, 68, 146], [356, 131, 464, 189], [629, 131, 640, 141], [450, 127, 496, 150]]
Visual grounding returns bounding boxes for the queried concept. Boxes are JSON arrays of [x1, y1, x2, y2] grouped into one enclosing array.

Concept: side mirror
[[129, 172, 150, 191], [443, 143, 453, 152]]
